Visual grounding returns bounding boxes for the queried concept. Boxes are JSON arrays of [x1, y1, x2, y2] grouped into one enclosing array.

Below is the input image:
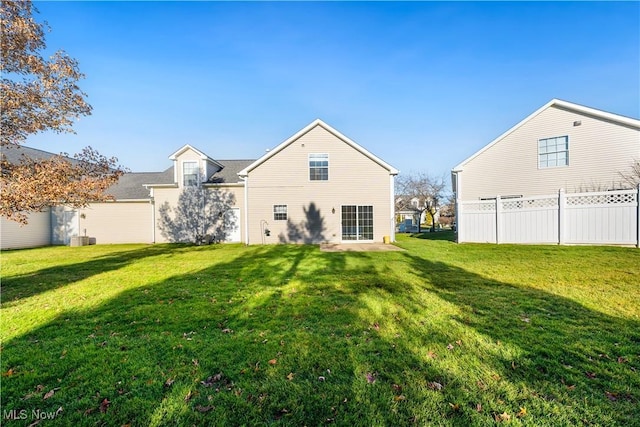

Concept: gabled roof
[[142, 159, 255, 189], [238, 119, 399, 176], [168, 144, 224, 168], [452, 99, 640, 172], [1, 145, 79, 165], [108, 168, 174, 199]]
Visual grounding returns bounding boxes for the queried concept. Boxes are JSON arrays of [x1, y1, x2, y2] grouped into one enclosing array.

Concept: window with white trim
[[538, 136, 568, 168], [309, 153, 329, 181], [341, 205, 373, 241], [183, 161, 199, 186], [273, 205, 287, 221]]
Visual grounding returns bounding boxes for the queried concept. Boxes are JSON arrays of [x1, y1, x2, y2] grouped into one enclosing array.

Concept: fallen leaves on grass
[[99, 398, 110, 413], [605, 391, 618, 401], [495, 412, 511, 422], [446, 343, 454, 351], [164, 378, 175, 387], [516, 407, 527, 418], [427, 381, 443, 391], [585, 371, 597, 379], [286, 372, 294, 381], [185, 390, 193, 402], [22, 384, 45, 400], [195, 405, 214, 413], [43, 387, 60, 400], [426, 351, 437, 359], [268, 359, 277, 365], [365, 372, 377, 384], [201, 373, 223, 387]]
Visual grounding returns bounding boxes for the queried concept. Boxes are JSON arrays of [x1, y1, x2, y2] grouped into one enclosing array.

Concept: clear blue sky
[[28, 1, 640, 182]]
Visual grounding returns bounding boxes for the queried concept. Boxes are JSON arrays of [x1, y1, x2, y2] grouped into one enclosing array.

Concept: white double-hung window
[[273, 205, 287, 221], [538, 136, 569, 168], [309, 153, 329, 181], [183, 161, 199, 186]]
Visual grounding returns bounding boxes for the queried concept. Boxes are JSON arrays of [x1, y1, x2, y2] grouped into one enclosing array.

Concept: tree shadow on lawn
[[1, 244, 638, 426], [408, 230, 456, 241], [1, 244, 206, 305], [402, 252, 640, 420]]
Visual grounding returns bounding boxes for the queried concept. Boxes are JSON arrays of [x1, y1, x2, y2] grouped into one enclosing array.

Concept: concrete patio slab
[[320, 243, 405, 252]]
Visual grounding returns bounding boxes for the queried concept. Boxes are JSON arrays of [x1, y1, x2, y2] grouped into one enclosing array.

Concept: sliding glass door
[[341, 205, 373, 241]]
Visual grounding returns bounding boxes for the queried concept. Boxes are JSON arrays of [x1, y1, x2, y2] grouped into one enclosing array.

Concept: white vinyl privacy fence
[[457, 186, 640, 247]]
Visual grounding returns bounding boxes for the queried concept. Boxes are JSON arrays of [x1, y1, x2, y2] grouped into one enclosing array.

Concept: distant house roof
[[1, 145, 78, 164]]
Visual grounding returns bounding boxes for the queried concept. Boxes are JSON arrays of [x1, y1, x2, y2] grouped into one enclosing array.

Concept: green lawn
[[1, 234, 639, 426]]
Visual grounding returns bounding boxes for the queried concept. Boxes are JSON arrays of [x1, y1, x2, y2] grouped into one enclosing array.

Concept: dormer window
[[183, 161, 199, 186]]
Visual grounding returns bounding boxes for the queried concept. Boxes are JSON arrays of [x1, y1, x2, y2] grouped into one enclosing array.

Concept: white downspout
[[149, 187, 156, 243], [390, 173, 396, 242], [242, 175, 249, 245], [453, 170, 462, 243]]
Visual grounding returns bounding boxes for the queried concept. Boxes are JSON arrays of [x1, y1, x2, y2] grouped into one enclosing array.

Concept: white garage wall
[[1, 210, 51, 250]]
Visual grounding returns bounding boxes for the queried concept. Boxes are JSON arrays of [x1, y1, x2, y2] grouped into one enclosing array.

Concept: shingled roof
[[3, 146, 255, 201], [1, 145, 78, 164], [207, 160, 254, 184], [107, 160, 255, 200], [105, 168, 173, 200]]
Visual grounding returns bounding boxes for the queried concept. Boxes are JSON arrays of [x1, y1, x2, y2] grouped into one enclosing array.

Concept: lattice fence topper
[[502, 197, 558, 210], [567, 191, 638, 206], [464, 202, 496, 212]]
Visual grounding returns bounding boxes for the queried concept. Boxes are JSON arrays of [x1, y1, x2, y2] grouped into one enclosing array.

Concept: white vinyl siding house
[[239, 120, 399, 245], [2, 121, 397, 248], [452, 99, 640, 201], [452, 99, 640, 246], [0, 211, 51, 250], [76, 202, 153, 244]]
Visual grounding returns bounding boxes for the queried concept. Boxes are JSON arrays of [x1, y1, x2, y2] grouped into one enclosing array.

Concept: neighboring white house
[[452, 99, 640, 245], [395, 197, 440, 230], [1, 120, 399, 249]]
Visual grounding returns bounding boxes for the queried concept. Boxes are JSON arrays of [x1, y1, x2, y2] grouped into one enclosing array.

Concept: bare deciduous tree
[[158, 186, 237, 244], [1, 0, 124, 224], [619, 159, 640, 189], [396, 172, 448, 232]]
